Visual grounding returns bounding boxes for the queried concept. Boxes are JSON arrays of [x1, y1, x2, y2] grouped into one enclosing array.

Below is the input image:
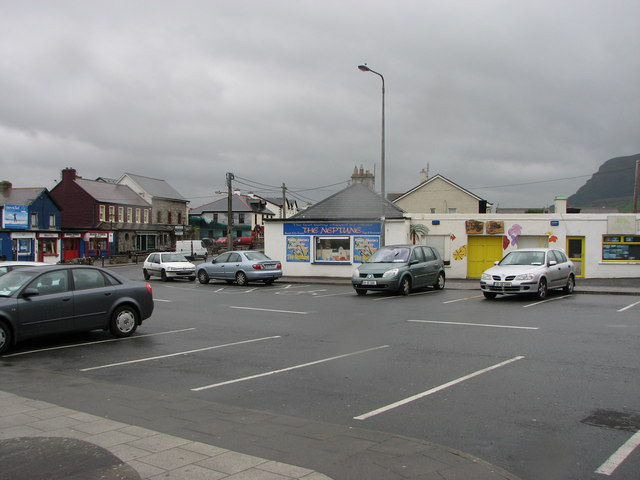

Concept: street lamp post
[[358, 64, 385, 244]]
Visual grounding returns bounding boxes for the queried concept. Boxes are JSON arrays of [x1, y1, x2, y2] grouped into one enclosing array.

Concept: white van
[[175, 240, 208, 260]]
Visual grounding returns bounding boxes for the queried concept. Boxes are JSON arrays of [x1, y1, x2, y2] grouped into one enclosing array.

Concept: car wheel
[[564, 275, 575, 294], [483, 292, 497, 300], [236, 271, 248, 286], [355, 288, 367, 296], [399, 276, 411, 296], [434, 272, 445, 290], [536, 278, 548, 300], [109, 305, 138, 338], [198, 270, 210, 284], [143, 269, 150, 280], [161, 269, 168, 282], [0, 321, 12, 355]]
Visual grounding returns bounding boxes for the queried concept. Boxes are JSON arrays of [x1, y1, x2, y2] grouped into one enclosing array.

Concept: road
[[3, 263, 639, 480]]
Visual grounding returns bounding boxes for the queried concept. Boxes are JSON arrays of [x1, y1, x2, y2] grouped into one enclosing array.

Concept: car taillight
[[276, 263, 282, 269], [252, 264, 264, 270], [146, 283, 153, 296]]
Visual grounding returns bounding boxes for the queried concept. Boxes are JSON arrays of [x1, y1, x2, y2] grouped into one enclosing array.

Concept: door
[[421, 246, 441, 286], [17, 270, 74, 340], [71, 268, 115, 330], [467, 236, 503, 278], [407, 247, 428, 288], [567, 237, 585, 278], [63, 239, 80, 261]]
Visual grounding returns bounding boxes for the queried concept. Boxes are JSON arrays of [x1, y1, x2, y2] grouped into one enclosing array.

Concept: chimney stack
[[0, 181, 12, 193], [62, 168, 77, 182]]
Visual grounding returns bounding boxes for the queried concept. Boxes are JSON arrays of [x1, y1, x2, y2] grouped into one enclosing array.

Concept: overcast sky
[[1, 0, 639, 209]]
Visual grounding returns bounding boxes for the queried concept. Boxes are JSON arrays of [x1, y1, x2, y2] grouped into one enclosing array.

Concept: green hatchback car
[[352, 244, 446, 296]]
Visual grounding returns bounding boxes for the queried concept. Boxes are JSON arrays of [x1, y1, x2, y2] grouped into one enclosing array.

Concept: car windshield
[[0, 270, 35, 297], [500, 251, 545, 266], [367, 247, 411, 263], [245, 252, 270, 261], [162, 253, 189, 262]]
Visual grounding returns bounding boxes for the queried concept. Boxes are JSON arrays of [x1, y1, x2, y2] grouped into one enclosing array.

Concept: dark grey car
[[0, 265, 154, 354], [352, 244, 446, 295]]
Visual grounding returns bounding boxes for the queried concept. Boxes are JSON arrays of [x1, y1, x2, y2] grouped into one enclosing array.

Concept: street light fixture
[[358, 64, 386, 244]]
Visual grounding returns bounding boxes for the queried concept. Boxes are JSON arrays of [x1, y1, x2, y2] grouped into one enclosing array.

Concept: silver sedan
[[196, 251, 282, 286], [480, 248, 576, 300]]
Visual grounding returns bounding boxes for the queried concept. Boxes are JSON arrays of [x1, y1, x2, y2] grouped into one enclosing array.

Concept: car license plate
[[495, 282, 511, 287], [362, 280, 377, 286], [264, 265, 275, 270]]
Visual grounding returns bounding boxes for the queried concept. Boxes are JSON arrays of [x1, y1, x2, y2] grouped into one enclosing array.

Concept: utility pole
[[633, 159, 639, 214], [226, 172, 234, 251], [281, 183, 286, 219]]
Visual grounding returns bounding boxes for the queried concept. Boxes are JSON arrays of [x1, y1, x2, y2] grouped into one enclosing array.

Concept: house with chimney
[[49, 168, 152, 260], [0, 181, 62, 262]]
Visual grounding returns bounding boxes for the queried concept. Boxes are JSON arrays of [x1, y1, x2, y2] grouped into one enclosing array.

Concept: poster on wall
[[286, 236, 310, 262], [3, 204, 28, 229], [465, 220, 484, 234], [486, 221, 504, 235], [353, 236, 380, 263]]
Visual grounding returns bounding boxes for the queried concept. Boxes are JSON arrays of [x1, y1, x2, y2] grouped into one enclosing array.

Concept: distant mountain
[[568, 153, 640, 212]]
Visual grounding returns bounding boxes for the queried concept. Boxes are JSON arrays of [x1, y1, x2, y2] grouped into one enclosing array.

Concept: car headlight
[[383, 268, 399, 278], [352, 267, 360, 278], [481, 273, 491, 281], [515, 273, 535, 281]]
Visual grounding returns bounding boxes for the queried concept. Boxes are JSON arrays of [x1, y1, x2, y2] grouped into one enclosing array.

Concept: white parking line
[[617, 300, 640, 312], [443, 295, 484, 304], [595, 430, 640, 476], [523, 295, 572, 308], [229, 306, 309, 315], [354, 356, 525, 420], [80, 336, 281, 371], [191, 345, 390, 392], [408, 320, 539, 330], [154, 298, 172, 302], [2, 328, 197, 357]]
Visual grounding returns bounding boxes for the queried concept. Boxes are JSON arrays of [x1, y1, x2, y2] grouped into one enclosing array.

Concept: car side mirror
[[22, 288, 40, 298], [494, 260, 500, 265], [549, 260, 558, 266]]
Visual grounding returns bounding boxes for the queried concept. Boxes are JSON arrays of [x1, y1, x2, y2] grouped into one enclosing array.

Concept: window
[[157, 211, 163, 223], [314, 237, 350, 263], [238, 213, 245, 224], [118, 207, 124, 223], [99, 205, 106, 222], [448, 208, 457, 213], [73, 269, 107, 290], [29, 270, 69, 295], [40, 238, 58, 255], [422, 246, 436, 261], [144, 209, 149, 224], [31, 212, 38, 228], [410, 247, 424, 263], [127, 208, 133, 223], [135, 208, 141, 223], [168, 212, 172, 224], [602, 235, 640, 261], [178, 212, 182, 224], [49, 214, 56, 228], [109, 206, 115, 222], [430, 208, 436, 214]]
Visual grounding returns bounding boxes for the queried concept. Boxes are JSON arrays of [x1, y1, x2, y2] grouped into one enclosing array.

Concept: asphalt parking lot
[[2, 266, 639, 480]]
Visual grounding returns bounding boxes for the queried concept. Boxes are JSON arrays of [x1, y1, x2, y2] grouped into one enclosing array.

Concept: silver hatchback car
[[480, 248, 576, 300]]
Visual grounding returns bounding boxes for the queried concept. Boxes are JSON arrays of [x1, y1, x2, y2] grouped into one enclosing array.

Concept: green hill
[[568, 153, 640, 212]]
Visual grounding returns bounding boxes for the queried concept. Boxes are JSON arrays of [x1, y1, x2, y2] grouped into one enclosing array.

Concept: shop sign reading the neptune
[[283, 222, 381, 236], [284, 223, 381, 264]]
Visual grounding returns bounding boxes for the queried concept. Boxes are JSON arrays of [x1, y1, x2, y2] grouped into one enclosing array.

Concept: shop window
[[602, 235, 640, 262], [314, 237, 351, 263], [40, 238, 58, 255]]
